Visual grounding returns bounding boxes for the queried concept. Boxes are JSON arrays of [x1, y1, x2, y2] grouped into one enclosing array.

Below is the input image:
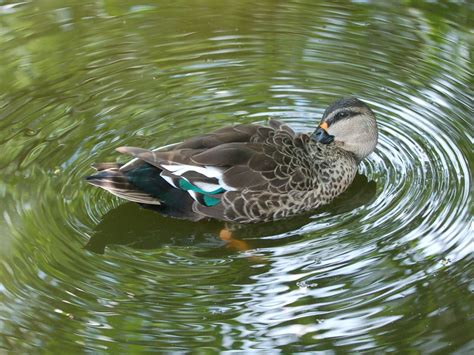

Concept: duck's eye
[[335, 111, 349, 120]]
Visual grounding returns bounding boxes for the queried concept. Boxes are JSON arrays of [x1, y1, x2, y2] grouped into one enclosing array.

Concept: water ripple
[[0, 0, 472, 352]]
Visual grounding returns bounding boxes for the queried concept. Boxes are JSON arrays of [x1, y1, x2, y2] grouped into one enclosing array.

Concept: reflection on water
[[87, 174, 377, 254], [0, 0, 472, 352]]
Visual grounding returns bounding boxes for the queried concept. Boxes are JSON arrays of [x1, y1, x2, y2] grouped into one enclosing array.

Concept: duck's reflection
[[85, 174, 376, 254]]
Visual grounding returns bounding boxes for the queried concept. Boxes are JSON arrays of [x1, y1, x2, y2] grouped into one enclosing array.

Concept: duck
[[86, 97, 378, 224]]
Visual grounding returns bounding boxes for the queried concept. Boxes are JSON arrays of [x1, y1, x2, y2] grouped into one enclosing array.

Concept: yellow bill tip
[[319, 121, 329, 131]]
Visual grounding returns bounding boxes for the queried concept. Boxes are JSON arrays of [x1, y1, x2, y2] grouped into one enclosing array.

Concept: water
[[0, 0, 472, 352]]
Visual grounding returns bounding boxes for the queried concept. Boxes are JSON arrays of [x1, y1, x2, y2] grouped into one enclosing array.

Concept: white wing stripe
[[161, 164, 222, 178], [160, 173, 177, 188], [187, 190, 199, 202], [193, 181, 221, 192], [161, 163, 238, 192]]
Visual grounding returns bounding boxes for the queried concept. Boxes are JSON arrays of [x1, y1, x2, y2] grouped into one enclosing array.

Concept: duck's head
[[312, 97, 378, 161]]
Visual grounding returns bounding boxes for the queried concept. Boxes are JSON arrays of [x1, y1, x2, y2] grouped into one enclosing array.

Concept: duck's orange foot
[[219, 228, 264, 263], [219, 228, 251, 252]]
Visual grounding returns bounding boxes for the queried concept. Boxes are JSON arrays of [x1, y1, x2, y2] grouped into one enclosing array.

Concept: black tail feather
[[86, 163, 201, 220], [86, 169, 162, 205]]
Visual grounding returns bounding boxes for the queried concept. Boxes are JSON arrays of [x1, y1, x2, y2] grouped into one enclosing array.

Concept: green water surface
[[0, 0, 472, 352]]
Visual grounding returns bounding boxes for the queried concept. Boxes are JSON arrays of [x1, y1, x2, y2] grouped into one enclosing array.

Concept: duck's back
[[87, 120, 358, 223]]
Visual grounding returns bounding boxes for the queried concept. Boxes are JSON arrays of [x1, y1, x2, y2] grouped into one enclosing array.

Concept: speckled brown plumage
[[86, 97, 377, 223]]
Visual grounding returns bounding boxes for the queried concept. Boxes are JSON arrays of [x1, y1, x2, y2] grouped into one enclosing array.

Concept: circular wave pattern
[[0, 1, 471, 352]]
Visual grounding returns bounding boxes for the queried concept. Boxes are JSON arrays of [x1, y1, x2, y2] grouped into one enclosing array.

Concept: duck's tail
[[85, 163, 163, 205], [86, 162, 203, 220]]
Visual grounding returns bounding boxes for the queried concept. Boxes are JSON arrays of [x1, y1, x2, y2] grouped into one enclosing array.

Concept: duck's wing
[[115, 119, 316, 221], [113, 123, 269, 209]]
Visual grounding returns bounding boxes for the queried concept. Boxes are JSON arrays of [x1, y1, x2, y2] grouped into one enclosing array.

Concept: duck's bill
[[311, 127, 335, 144]]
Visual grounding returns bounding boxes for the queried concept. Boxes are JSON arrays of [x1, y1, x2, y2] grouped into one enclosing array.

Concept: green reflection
[[0, 0, 472, 352]]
